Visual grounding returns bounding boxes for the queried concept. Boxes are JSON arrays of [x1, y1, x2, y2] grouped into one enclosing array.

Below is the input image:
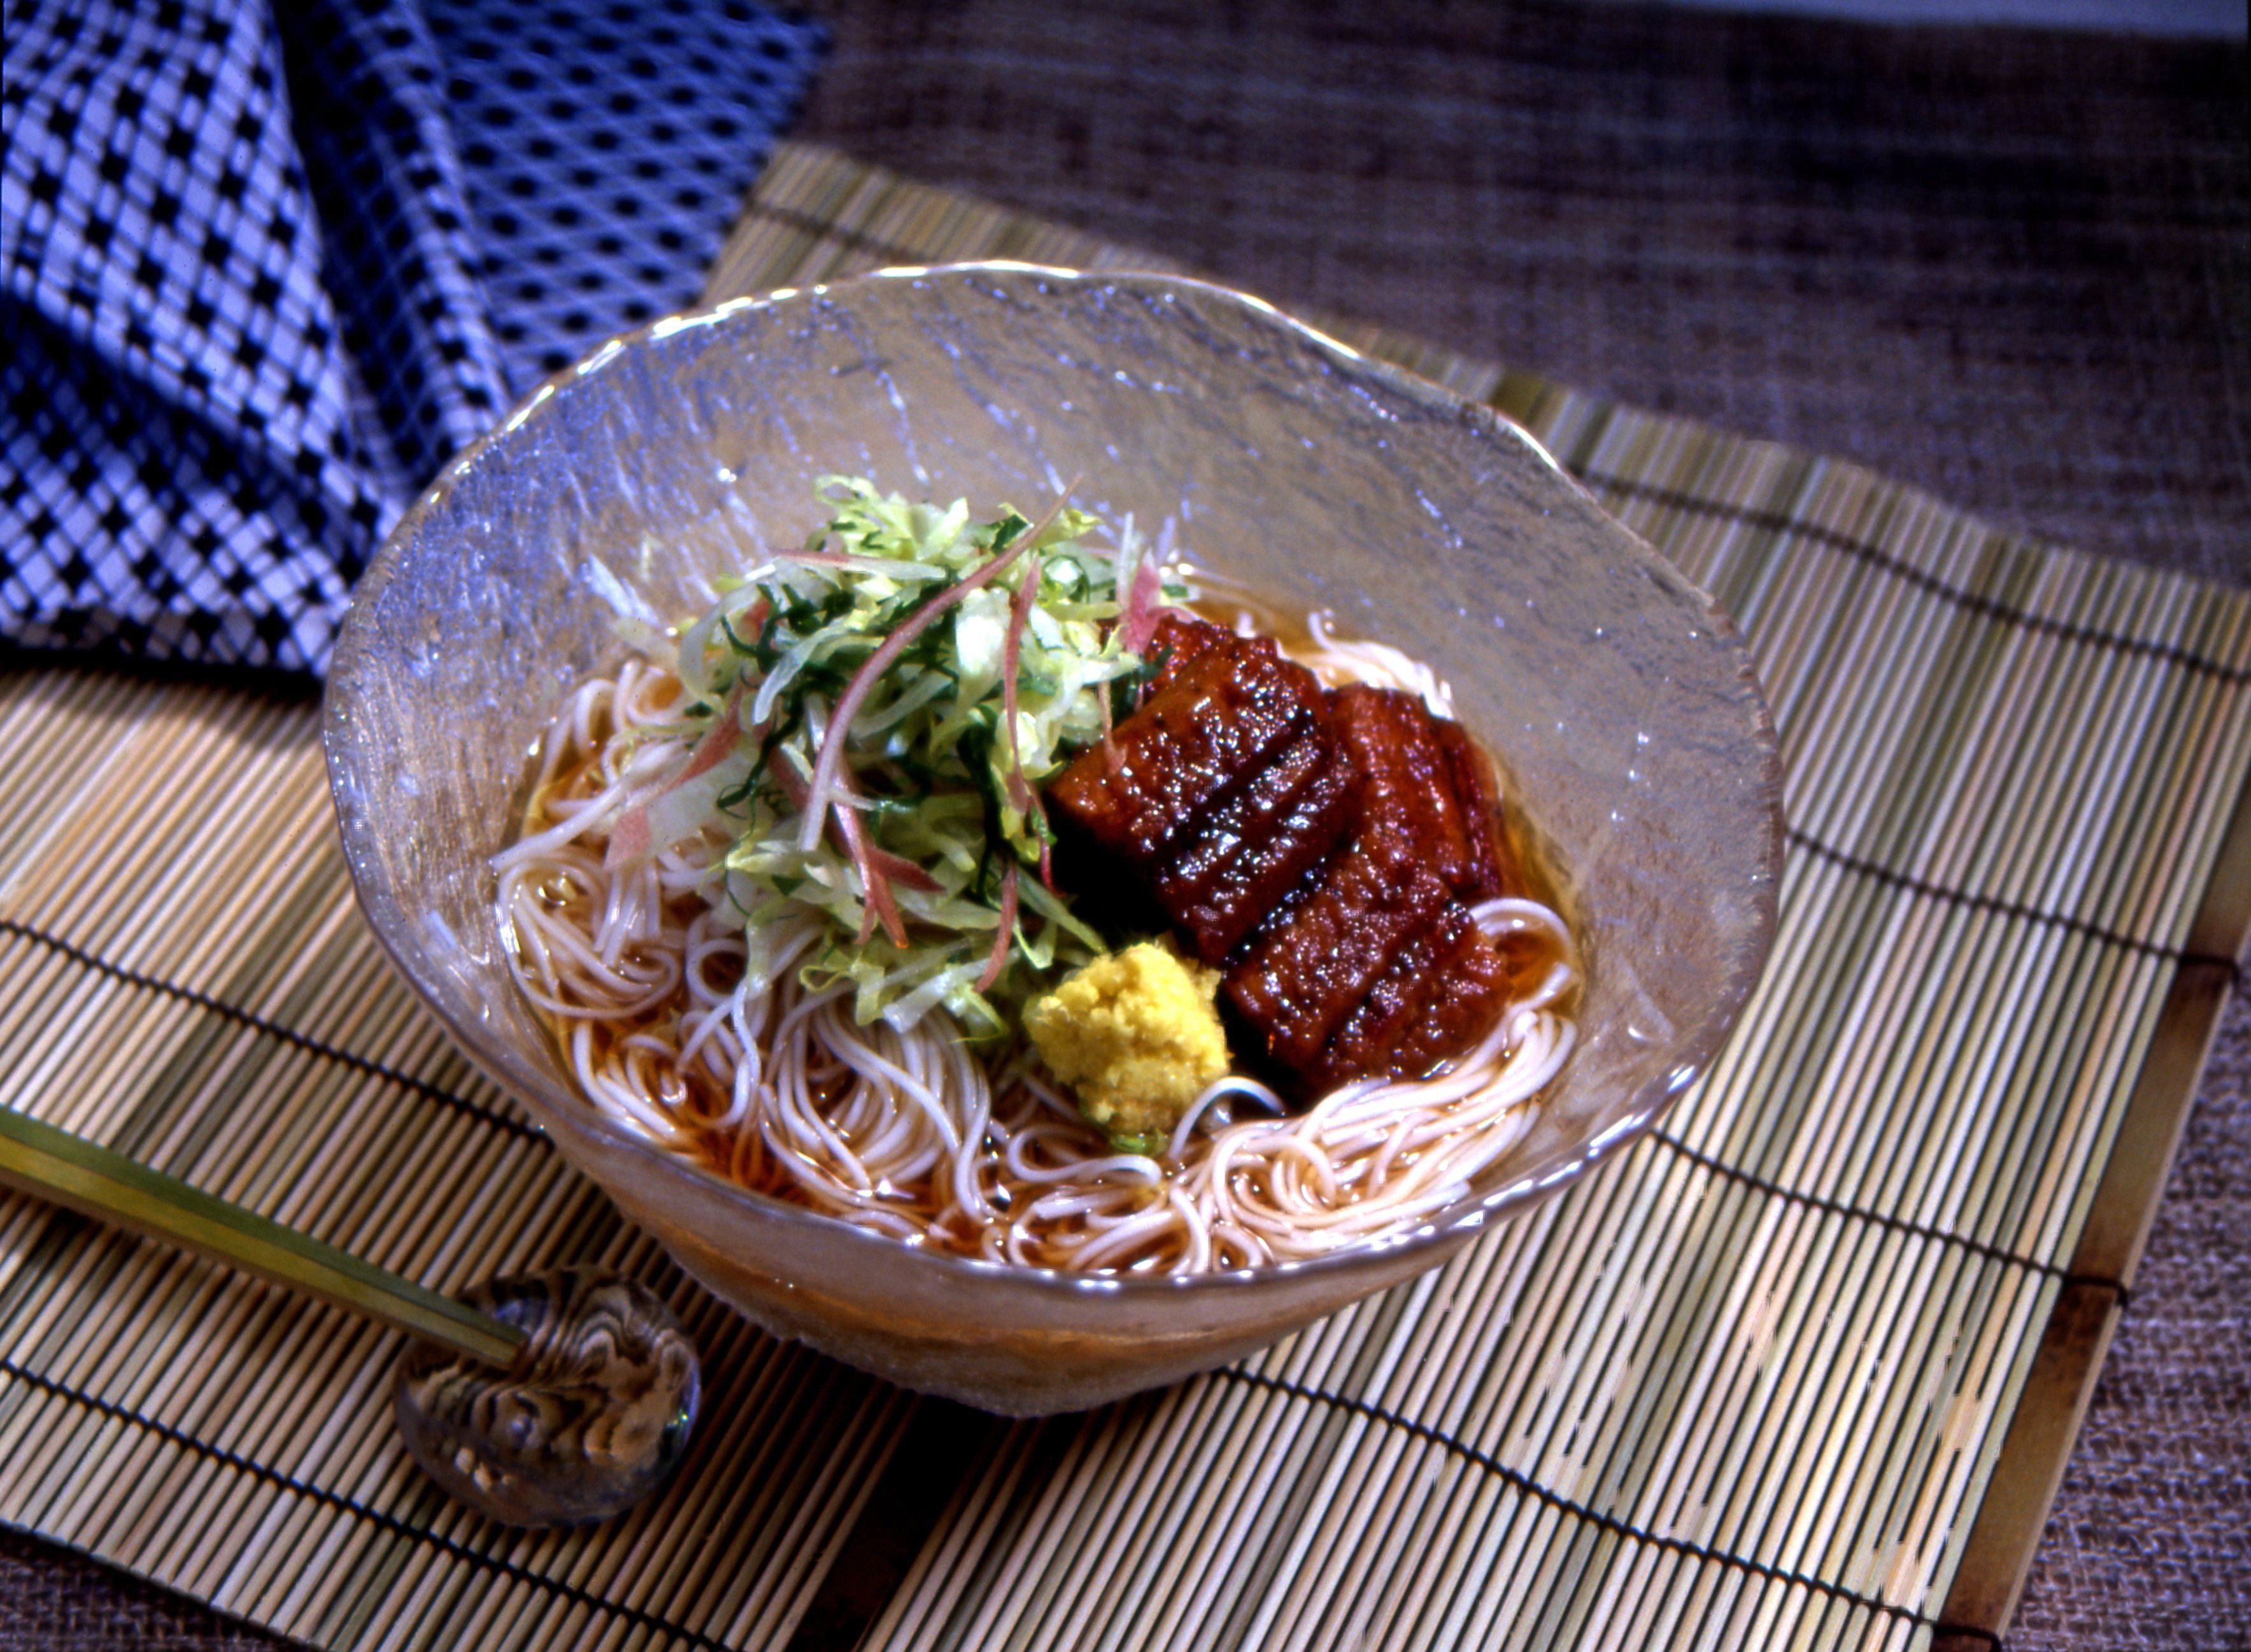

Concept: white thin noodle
[[494, 626, 1580, 1274]]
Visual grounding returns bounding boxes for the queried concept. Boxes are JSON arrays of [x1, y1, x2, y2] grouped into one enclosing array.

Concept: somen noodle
[[496, 602, 1579, 1275]]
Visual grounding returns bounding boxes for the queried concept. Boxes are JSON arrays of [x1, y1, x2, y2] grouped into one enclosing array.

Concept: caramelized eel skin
[[1047, 614, 1521, 1103]]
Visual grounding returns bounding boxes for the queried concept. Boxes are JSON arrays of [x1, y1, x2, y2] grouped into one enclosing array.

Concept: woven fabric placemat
[[1, 141, 2245, 1651], [790, 0, 2250, 591]]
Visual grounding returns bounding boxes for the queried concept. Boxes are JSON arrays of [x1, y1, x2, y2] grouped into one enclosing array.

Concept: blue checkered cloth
[[2, 0, 825, 675]]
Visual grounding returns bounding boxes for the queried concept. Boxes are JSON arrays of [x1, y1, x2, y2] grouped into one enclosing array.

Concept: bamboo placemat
[[2, 141, 2245, 1652]]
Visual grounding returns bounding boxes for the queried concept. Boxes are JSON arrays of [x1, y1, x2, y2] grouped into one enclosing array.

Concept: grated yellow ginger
[[1023, 942, 1232, 1148]]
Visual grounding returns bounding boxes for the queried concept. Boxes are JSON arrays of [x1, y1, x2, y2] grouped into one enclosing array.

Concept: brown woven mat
[[4, 3, 2245, 1648], [797, 0, 2250, 589]]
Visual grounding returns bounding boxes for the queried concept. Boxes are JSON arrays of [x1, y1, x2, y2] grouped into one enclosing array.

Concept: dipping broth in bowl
[[325, 264, 1781, 1414]]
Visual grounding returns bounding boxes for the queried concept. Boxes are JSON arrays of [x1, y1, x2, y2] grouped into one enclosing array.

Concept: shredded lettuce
[[623, 476, 1169, 1038]]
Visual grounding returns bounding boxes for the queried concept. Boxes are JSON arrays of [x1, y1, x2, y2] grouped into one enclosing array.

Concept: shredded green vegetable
[[618, 476, 1179, 1039]]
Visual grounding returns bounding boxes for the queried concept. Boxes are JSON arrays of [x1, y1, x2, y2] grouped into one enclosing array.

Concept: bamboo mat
[[2, 141, 2246, 1652]]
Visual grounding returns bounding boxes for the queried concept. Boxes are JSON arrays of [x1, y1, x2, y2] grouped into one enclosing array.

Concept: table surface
[[3, 1, 2243, 1646]]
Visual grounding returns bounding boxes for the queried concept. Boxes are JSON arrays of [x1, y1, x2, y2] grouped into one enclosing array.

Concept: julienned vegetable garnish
[[595, 475, 1179, 1040], [496, 475, 1582, 1274]]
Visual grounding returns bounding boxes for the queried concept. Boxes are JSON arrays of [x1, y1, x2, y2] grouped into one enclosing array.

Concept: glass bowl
[[323, 264, 1782, 1415]]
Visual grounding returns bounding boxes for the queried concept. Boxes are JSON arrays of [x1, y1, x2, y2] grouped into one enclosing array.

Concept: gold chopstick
[[0, 1107, 525, 1369]]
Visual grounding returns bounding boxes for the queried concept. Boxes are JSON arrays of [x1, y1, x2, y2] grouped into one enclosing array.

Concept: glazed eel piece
[[1047, 614, 1522, 1102]]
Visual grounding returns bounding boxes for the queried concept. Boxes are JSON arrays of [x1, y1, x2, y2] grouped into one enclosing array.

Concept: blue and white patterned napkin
[[3, 0, 825, 674]]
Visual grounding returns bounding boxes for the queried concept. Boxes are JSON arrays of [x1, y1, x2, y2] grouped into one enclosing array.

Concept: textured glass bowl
[[325, 264, 1782, 1415]]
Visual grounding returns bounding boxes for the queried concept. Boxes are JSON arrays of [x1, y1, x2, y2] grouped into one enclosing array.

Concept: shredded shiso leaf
[[609, 476, 1188, 1040]]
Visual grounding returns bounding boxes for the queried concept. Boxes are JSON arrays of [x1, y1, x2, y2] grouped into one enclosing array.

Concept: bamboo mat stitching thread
[[1576, 471, 2250, 684], [1642, 1130, 2122, 1298], [0, 894, 2123, 1639], [0, 1354, 734, 1651], [0, 917, 539, 1144], [0, 905, 2119, 1641], [1218, 1368, 2005, 1651], [0, 905, 2150, 1287], [1780, 832, 2243, 975]]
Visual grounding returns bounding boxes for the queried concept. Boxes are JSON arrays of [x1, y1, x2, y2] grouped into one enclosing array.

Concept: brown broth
[[513, 593, 1577, 1262]]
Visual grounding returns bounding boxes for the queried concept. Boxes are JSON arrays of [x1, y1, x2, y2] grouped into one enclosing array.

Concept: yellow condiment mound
[[1023, 942, 1231, 1143]]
